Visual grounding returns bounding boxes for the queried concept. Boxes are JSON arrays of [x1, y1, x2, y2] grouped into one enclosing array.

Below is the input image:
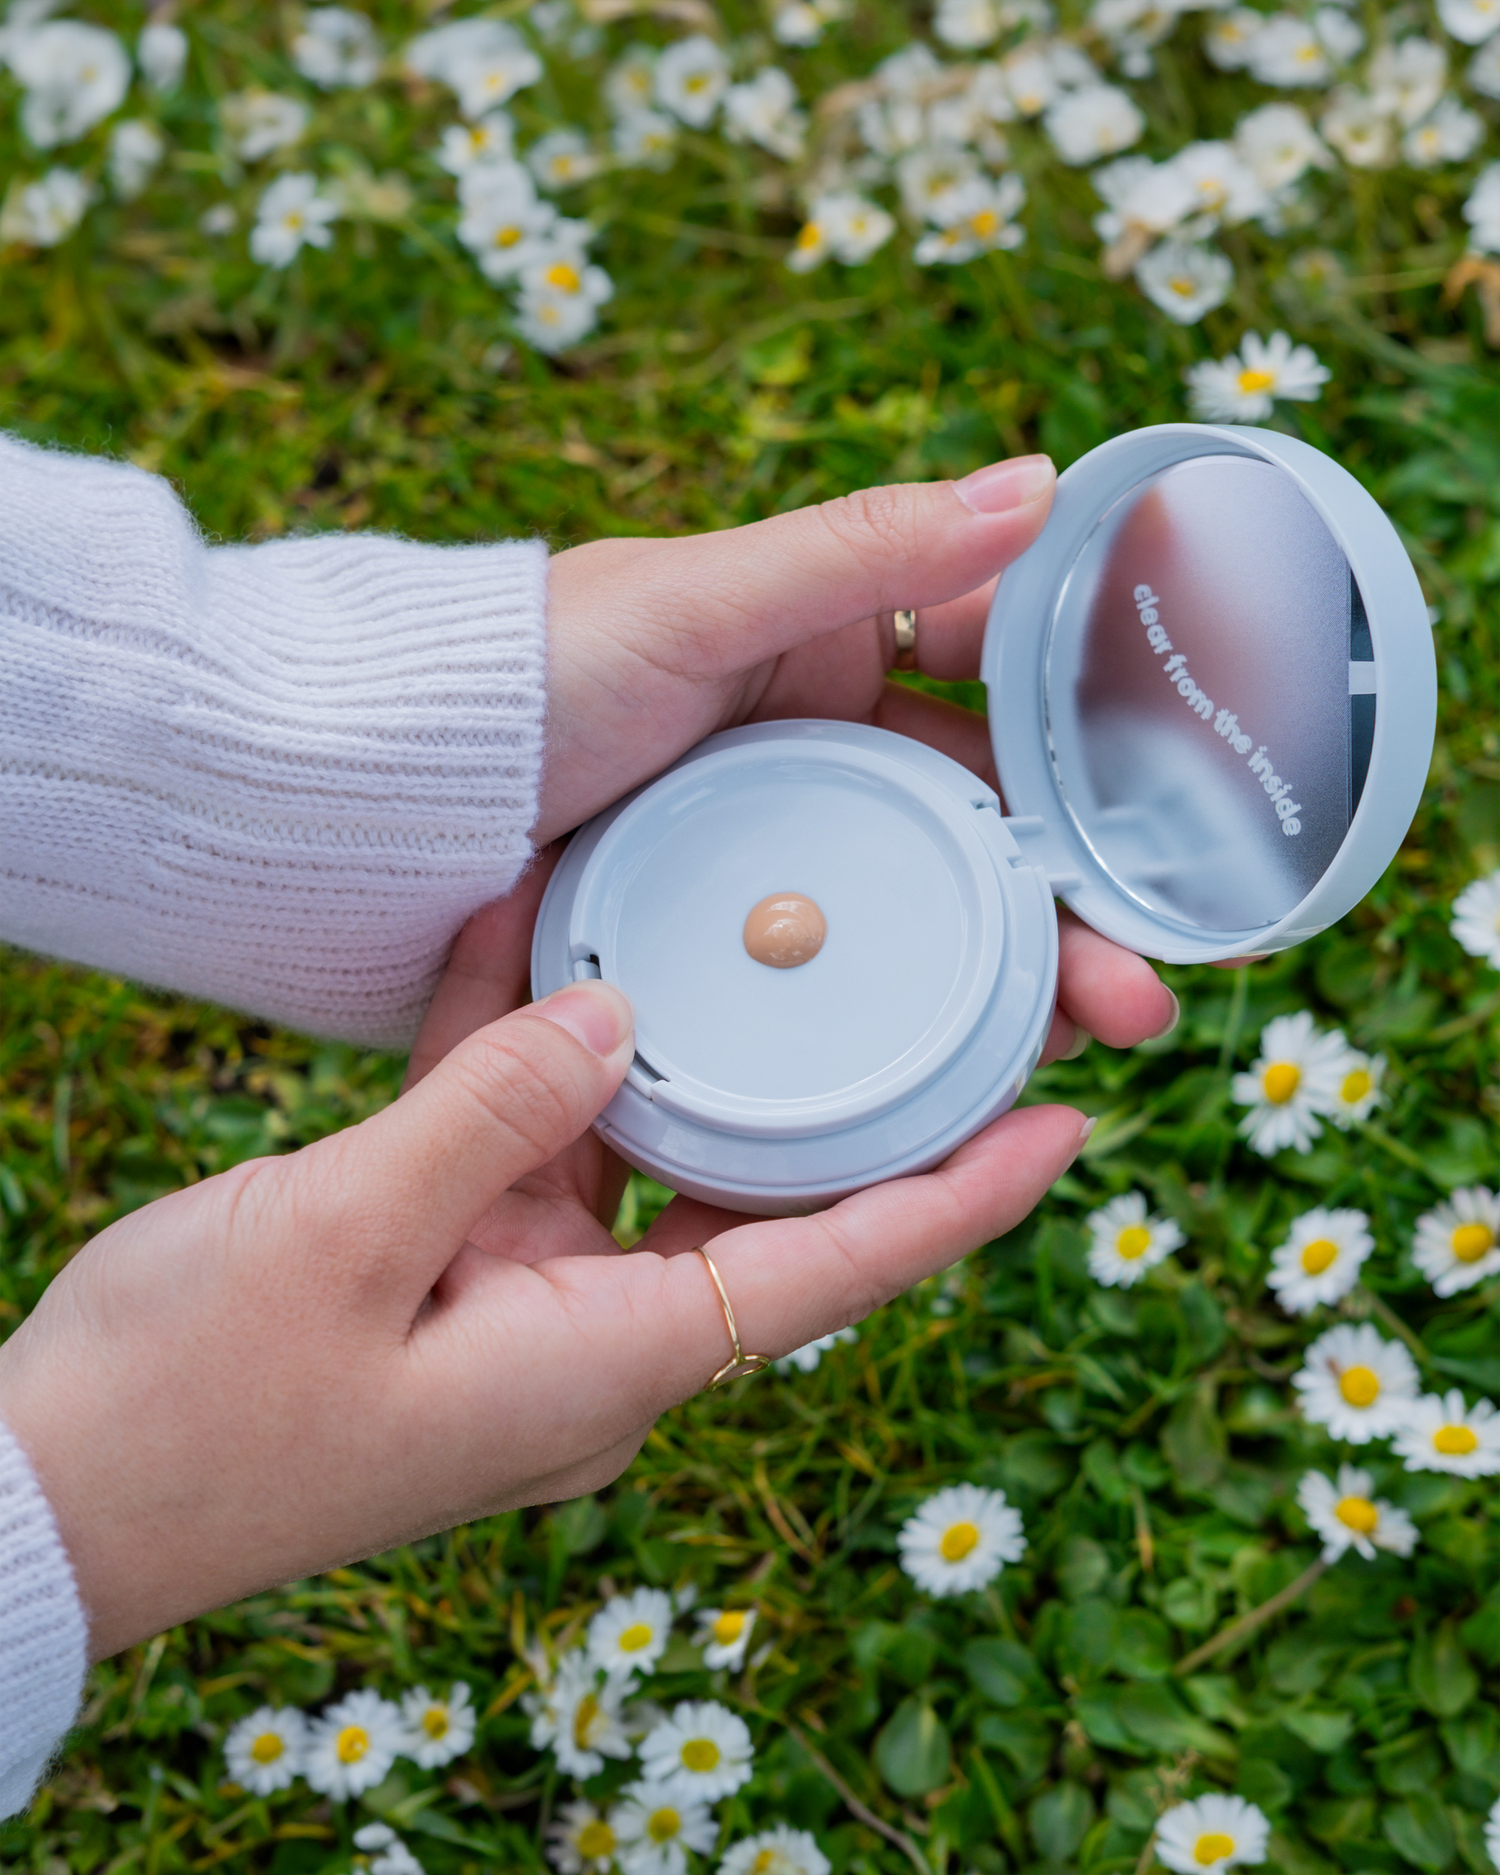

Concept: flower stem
[[1171, 1559, 1327, 1677], [1358, 1286, 1429, 1366]]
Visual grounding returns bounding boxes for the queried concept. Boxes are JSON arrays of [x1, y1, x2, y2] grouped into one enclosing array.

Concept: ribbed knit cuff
[[0, 1417, 88, 1819]]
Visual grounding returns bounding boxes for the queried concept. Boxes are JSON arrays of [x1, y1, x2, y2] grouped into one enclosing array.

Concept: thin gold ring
[[892, 608, 918, 672], [693, 1246, 771, 1388]]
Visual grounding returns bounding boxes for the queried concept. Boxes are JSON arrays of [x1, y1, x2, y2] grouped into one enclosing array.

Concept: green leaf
[[962, 1637, 1044, 1708], [1029, 1780, 1094, 1863], [976, 1711, 1055, 1784], [875, 1697, 951, 1798], [1057, 1536, 1111, 1600], [1441, 1705, 1499, 1782], [1411, 1623, 1480, 1718], [1281, 1709, 1354, 1754], [1162, 1384, 1226, 1491], [1239, 1759, 1296, 1814], [1112, 1609, 1174, 1680], [1383, 1795, 1457, 1872]]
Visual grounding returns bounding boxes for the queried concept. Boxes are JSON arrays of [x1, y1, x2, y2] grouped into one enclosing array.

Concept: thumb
[[617, 455, 1056, 672], [314, 980, 634, 1299]]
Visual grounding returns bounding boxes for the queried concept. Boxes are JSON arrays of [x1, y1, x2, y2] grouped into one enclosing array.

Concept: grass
[[4, 1, 1500, 1870]]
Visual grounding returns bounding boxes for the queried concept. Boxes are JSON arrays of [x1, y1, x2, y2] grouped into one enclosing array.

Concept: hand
[[0, 980, 1091, 1660], [409, 457, 1177, 1082]]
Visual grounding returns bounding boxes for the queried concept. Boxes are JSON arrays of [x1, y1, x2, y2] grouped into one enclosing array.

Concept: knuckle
[[453, 1025, 593, 1159], [817, 482, 923, 578]]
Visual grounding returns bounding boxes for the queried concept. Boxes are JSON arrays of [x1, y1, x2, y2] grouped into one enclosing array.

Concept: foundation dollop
[[743, 893, 827, 969]]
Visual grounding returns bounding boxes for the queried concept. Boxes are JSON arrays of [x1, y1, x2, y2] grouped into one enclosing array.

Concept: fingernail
[[1061, 1027, 1092, 1061], [954, 455, 1055, 515], [1151, 988, 1181, 1041], [535, 981, 634, 1057], [1077, 1114, 1098, 1145]]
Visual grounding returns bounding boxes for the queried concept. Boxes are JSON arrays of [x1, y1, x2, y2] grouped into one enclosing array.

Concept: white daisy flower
[[1292, 1322, 1420, 1443], [1247, 15, 1331, 86], [1166, 140, 1267, 225], [437, 113, 515, 175], [638, 1701, 755, 1805], [1486, 1796, 1500, 1874], [605, 44, 658, 114], [457, 161, 556, 279], [399, 1682, 475, 1768], [897, 1482, 1025, 1597], [547, 1800, 621, 1875], [1091, 155, 1195, 247], [588, 1586, 675, 1679], [303, 1689, 404, 1799], [1466, 161, 1500, 249], [615, 1782, 718, 1875], [1297, 1465, 1419, 1562], [109, 120, 164, 200], [613, 108, 677, 168], [1233, 103, 1331, 193], [773, 3, 825, 45], [1265, 1206, 1373, 1315], [1320, 88, 1397, 167], [720, 1826, 831, 1875], [291, 7, 382, 89], [1084, 1191, 1184, 1287], [654, 35, 729, 129], [529, 128, 606, 191], [935, 0, 1002, 48], [515, 287, 600, 353], [1135, 239, 1233, 325], [200, 202, 237, 236], [1187, 330, 1330, 422], [1313, 7, 1364, 65], [896, 145, 980, 223], [405, 18, 542, 115], [526, 1650, 634, 1779], [1205, 9, 1263, 70], [1439, 0, 1500, 41], [774, 1327, 858, 1374], [1450, 870, 1500, 968], [1154, 1793, 1270, 1875], [997, 46, 1058, 116], [137, 21, 188, 92], [220, 91, 308, 162], [723, 67, 806, 160], [695, 1606, 757, 1670], [1392, 1391, 1500, 1477], [1230, 1011, 1347, 1156], [1328, 1050, 1384, 1127], [788, 191, 894, 269], [249, 172, 339, 268], [224, 1705, 306, 1796], [10, 19, 130, 149], [353, 1823, 424, 1875], [1412, 1187, 1500, 1296], [1043, 82, 1144, 163], [1403, 95, 1483, 165], [1469, 40, 1500, 100], [1369, 38, 1447, 124]]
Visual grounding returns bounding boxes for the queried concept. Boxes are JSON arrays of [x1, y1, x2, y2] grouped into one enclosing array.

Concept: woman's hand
[[0, 981, 1090, 1662]]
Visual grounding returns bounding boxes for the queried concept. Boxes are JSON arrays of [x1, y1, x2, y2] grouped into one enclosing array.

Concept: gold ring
[[693, 1246, 771, 1388], [892, 609, 918, 673]]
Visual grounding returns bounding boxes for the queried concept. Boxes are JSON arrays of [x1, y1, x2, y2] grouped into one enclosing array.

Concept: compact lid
[[982, 424, 1437, 965]]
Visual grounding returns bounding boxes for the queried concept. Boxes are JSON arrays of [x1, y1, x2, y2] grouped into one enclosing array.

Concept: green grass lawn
[[4, 0, 1500, 1871]]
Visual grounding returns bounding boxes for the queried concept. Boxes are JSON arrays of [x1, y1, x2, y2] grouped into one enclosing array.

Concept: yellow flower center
[[1194, 1834, 1236, 1865], [1169, 275, 1197, 298], [681, 1738, 721, 1772], [685, 72, 709, 91], [495, 225, 522, 247], [577, 1822, 616, 1859], [751, 1855, 779, 1875], [1335, 1494, 1379, 1533], [1341, 1069, 1372, 1105], [1262, 1060, 1300, 1104], [422, 1707, 450, 1738], [573, 1693, 600, 1747], [712, 1611, 747, 1644], [1435, 1424, 1478, 1455], [1116, 1225, 1152, 1261], [249, 1732, 285, 1764], [286, 211, 305, 231], [1300, 1238, 1338, 1274], [940, 1520, 980, 1561], [547, 262, 582, 292], [335, 1725, 369, 1764], [1451, 1223, 1494, 1262], [1017, 89, 1041, 110], [1296, 40, 1319, 59], [795, 222, 822, 249], [618, 1622, 654, 1653], [1339, 1365, 1380, 1407], [971, 209, 999, 236], [1238, 368, 1276, 394], [647, 1808, 681, 1843]]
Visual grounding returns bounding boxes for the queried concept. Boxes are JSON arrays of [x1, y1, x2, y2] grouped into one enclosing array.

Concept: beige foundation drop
[[743, 893, 826, 969]]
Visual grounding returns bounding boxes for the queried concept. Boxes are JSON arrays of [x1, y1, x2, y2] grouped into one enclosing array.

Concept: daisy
[[605, 46, 659, 115], [1043, 82, 1144, 164], [1486, 1796, 1500, 1874], [0, 165, 91, 247], [1369, 39, 1447, 125], [638, 1701, 754, 1805], [1466, 162, 1500, 250], [720, 1826, 832, 1875], [1204, 9, 1263, 70], [1084, 1191, 1184, 1287], [1392, 1391, 1500, 1477], [897, 1482, 1025, 1597], [1187, 331, 1330, 422], [10, 19, 130, 149], [914, 175, 1027, 265], [1320, 88, 1398, 168], [1134, 240, 1233, 325], [1450, 870, 1500, 968], [1292, 1322, 1420, 1443], [526, 1650, 634, 1779], [548, 1800, 622, 1875], [1230, 1012, 1347, 1156], [588, 1586, 675, 1679], [457, 164, 557, 282], [1328, 1050, 1384, 1127], [1247, 16, 1330, 86], [291, 7, 382, 89], [303, 1689, 405, 1799], [1439, 0, 1500, 40], [249, 173, 340, 268], [1265, 1206, 1373, 1315], [654, 35, 729, 128], [1166, 141, 1267, 226], [774, 1327, 857, 1374], [1233, 103, 1331, 193], [1413, 1187, 1500, 1295], [615, 1781, 718, 1875], [695, 1606, 757, 1670], [723, 68, 806, 160], [773, 2, 825, 44], [528, 129, 606, 191], [138, 20, 188, 92], [109, 120, 164, 200], [1154, 1794, 1270, 1874], [437, 114, 515, 176], [935, 0, 1001, 47], [399, 1682, 476, 1769], [787, 192, 894, 271], [1403, 96, 1484, 165], [1298, 1465, 1419, 1562], [515, 288, 600, 354], [613, 109, 677, 168], [220, 90, 308, 162], [353, 1823, 424, 1875], [1470, 42, 1500, 101], [223, 1705, 306, 1796]]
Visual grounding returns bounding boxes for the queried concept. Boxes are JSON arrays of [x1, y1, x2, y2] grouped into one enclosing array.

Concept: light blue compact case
[[532, 424, 1437, 1215]]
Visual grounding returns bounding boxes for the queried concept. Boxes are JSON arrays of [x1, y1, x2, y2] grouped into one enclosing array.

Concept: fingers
[[403, 845, 563, 1092], [872, 681, 997, 789], [884, 576, 998, 682], [1055, 909, 1179, 1049], [305, 980, 635, 1304]]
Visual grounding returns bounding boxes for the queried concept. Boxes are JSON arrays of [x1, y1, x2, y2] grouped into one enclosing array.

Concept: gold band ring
[[693, 1246, 771, 1388], [892, 608, 918, 673]]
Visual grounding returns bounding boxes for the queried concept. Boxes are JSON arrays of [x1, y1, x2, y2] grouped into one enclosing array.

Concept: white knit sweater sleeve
[[0, 1417, 88, 1819], [0, 432, 549, 1047]]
